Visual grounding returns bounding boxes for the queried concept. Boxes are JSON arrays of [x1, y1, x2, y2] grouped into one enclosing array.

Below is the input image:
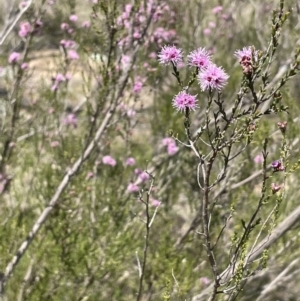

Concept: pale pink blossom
[[63, 113, 77, 128], [127, 183, 139, 192], [18, 21, 31, 37], [139, 171, 150, 182], [125, 157, 136, 166], [254, 154, 263, 164], [151, 199, 161, 207], [212, 6, 223, 14], [102, 155, 116, 166], [69, 14, 78, 22], [68, 49, 79, 60], [8, 52, 20, 64], [61, 23, 69, 30]]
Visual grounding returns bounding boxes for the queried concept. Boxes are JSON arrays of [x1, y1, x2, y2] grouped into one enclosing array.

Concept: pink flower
[[82, 21, 90, 28], [127, 109, 136, 117], [203, 28, 211, 35], [167, 143, 179, 155], [234, 47, 258, 75], [21, 63, 28, 69], [127, 183, 139, 192], [69, 14, 78, 22], [121, 55, 131, 70], [271, 160, 284, 172], [198, 64, 229, 91], [133, 77, 146, 94], [68, 49, 79, 60], [102, 155, 116, 166], [209, 22, 216, 28], [63, 113, 77, 128], [125, 4, 132, 13], [172, 91, 198, 112], [54, 73, 66, 82], [125, 157, 135, 166], [60, 39, 76, 48], [234, 46, 257, 62], [139, 171, 150, 182], [133, 81, 143, 93], [18, 21, 31, 37], [162, 138, 179, 155], [187, 47, 211, 70], [61, 23, 69, 30], [158, 45, 183, 66], [162, 137, 175, 146], [212, 6, 223, 14], [151, 199, 161, 207], [8, 52, 20, 64], [254, 154, 263, 164], [271, 183, 281, 194], [51, 73, 66, 90], [133, 31, 141, 39], [134, 168, 142, 175]]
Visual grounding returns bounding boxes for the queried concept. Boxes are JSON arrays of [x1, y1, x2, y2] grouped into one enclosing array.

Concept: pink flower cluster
[[60, 14, 79, 34], [271, 160, 285, 172], [158, 45, 229, 94], [118, 102, 136, 118], [126, 168, 150, 193], [162, 138, 179, 155], [63, 113, 77, 128], [60, 39, 79, 60], [133, 76, 146, 94], [18, 22, 31, 38], [158, 45, 231, 112], [125, 157, 135, 166], [151, 27, 177, 47], [51, 73, 70, 91], [117, 2, 176, 47], [8, 52, 20, 64], [102, 155, 117, 166]]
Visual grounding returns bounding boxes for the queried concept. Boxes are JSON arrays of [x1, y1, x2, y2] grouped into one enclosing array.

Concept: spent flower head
[[198, 64, 229, 91], [271, 160, 284, 172], [234, 46, 258, 74], [187, 47, 211, 70], [158, 45, 183, 66], [278, 121, 287, 133], [172, 91, 198, 112], [234, 46, 257, 63]]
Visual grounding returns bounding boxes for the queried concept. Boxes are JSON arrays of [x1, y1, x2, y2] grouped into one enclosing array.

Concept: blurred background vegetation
[[0, 0, 299, 300]]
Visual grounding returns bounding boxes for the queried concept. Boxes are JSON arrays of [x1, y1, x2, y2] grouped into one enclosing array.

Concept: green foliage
[[0, 1, 299, 301]]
